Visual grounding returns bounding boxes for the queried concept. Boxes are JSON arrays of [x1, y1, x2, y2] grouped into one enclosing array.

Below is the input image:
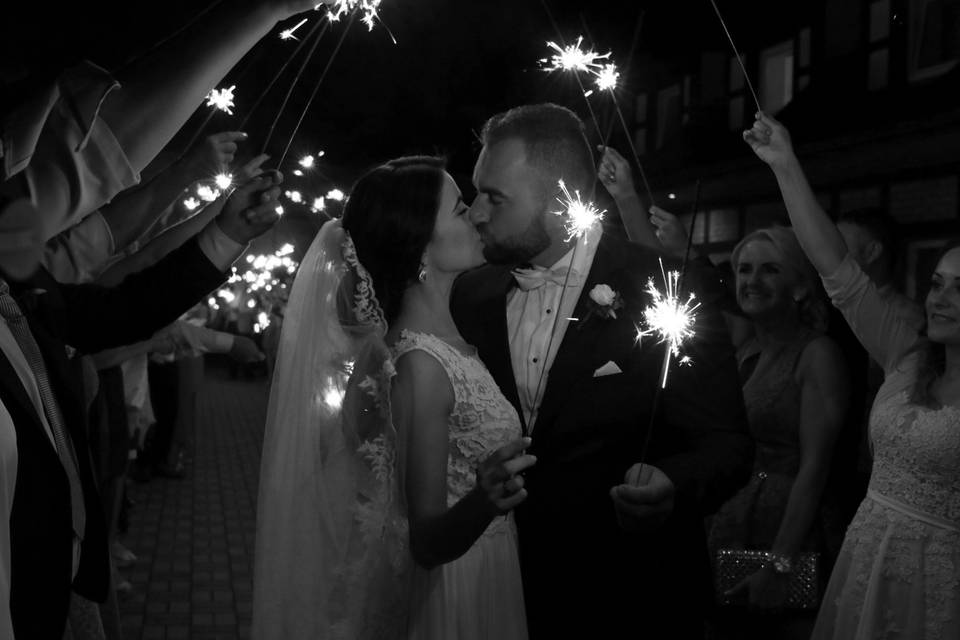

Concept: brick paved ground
[[118, 364, 269, 640]]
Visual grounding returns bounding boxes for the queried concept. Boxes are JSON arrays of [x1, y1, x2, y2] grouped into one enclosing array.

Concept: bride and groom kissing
[[252, 103, 753, 639]]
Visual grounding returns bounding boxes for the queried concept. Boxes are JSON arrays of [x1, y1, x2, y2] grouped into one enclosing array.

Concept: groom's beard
[[480, 208, 551, 266]]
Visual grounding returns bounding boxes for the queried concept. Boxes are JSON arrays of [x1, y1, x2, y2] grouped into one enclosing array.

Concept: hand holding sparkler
[[217, 171, 285, 244], [597, 145, 637, 203], [237, 153, 273, 182], [183, 131, 248, 179], [649, 207, 691, 258], [610, 463, 675, 533], [743, 112, 798, 170]]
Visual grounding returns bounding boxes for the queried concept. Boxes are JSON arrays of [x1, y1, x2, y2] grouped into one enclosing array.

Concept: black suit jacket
[[452, 232, 752, 638], [2, 237, 225, 639]]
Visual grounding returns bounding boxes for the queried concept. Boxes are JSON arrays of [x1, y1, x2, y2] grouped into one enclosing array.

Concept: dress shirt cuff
[[196, 221, 247, 272]]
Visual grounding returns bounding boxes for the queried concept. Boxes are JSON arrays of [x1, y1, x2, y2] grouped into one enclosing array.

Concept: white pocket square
[[592, 361, 623, 377]]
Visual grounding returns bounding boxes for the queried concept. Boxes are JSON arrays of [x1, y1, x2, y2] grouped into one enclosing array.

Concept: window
[[682, 75, 693, 125], [633, 93, 648, 156], [656, 84, 681, 149], [727, 55, 748, 130], [908, 0, 960, 82], [796, 28, 812, 91], [867, 0, 891, 90], [760, 40, 795, 113]]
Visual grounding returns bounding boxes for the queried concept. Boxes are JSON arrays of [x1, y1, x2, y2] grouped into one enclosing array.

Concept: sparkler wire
[[261, 17, 332, 155], [707, 0, 762, 113], [636, 188, 703, 469], [239, 16, 330, 132], [276, 10, 358, 168], [610, 93, 656, 208]]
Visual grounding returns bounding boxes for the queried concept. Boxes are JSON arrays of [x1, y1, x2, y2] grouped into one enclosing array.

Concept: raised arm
[[101, 132, 251, 251], [100, 1, 330, 173], [97, 153, 269, 286], [599, 145, 661, 250], [393, 350, 534, 570], [744, 112, 847, 277]]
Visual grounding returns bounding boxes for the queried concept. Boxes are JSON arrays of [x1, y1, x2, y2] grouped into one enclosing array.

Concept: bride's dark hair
[[341, 155, 447, 326]]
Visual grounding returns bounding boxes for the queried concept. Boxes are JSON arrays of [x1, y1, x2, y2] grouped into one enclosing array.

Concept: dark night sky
[[2, 1, 802, 180]]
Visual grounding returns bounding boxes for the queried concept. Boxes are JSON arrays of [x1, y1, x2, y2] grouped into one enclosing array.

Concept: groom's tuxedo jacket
[[1, 238, 225, 639], [452, 231, 752, 638]]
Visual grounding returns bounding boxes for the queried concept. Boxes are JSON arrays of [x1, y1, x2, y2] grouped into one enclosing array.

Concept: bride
[[252, 156, 535, 639]]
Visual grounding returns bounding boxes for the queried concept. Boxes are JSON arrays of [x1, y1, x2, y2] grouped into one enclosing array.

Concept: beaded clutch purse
[[715, 550, 820, 609]]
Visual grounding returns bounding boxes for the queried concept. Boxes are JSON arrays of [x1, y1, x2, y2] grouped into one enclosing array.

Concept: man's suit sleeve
[[55, 236, 225, 354]]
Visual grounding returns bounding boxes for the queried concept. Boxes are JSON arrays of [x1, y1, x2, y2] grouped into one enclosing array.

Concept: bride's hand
[[475, 437, 537, 515]]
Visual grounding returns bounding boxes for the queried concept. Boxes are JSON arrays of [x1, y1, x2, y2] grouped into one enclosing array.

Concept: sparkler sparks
[[553, 179, 604, 240], [280, 18, 309, 40], [326, 188, 345, 201], [214, 173, 233, 190], [541, 36, 610, 74], [183, 197, 200, 211], [328, 0, 383, 31], [205, 85, 237, 115], [636, 259, 701, 388], [196, 185, 220, 202], [298, 154, 315, 168], [595, 63, 620, 92], [285, 190, 303, 203], [311, 197, 326, 212]]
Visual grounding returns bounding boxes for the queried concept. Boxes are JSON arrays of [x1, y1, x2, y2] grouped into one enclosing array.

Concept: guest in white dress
[[745, 111, 960, 639]]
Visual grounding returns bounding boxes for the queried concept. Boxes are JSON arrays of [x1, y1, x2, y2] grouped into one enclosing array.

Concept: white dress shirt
[[507, 225, 601, 431]]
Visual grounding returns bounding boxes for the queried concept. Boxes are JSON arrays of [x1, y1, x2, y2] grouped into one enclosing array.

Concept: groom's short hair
[[480, 103, 595, 197]]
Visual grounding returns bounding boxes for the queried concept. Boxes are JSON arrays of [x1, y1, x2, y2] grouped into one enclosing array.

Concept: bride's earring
[[418, 263, 428, 283]]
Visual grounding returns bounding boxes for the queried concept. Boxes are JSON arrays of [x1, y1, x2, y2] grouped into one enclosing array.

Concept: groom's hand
[[610, 463, 675, 533]]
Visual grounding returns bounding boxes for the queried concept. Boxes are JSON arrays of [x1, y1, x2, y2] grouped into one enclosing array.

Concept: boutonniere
[[578, 284, 624, 329]]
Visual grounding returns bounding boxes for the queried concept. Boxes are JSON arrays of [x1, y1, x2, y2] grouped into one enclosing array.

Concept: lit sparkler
[[636, 259, 700, 388], [205, 85, 237, 115], [329, 0, 384, 31], [280, 18, 309, 40], [299, 155, 315, 168], [183, 197, 200, 211], [553, 179, 604, 241], [214, 173, 233, 190], [285, 190, 303, 203], [541, 36, 610, 74], [196, 185, 220, 202], [326, 188, 345, 201], [595, 63, 620, 92], [311, 197, 326, 212]]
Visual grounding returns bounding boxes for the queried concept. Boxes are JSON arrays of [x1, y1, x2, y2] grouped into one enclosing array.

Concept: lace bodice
[[815, 256, 960, 640], [869, 382, 960, 526], [393, 331, 524, 508]]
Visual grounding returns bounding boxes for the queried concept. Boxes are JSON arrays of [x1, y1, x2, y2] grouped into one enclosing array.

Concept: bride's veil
[[252, 219, 411, 639]]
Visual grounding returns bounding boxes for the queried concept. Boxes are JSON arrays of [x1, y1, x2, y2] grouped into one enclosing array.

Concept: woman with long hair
[[252, 157, 533, 639], [746, 112, 960, 640]]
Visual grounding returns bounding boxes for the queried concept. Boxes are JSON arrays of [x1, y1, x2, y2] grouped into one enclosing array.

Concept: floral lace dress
[[393, 331, 528, 640], [812, 257, 960, 640]]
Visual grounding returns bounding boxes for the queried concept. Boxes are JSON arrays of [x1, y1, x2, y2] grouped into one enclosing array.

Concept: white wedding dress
[[394, 331, 528, 640]]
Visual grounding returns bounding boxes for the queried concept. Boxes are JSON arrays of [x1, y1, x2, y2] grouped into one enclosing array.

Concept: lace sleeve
[[821, 255, 922, 373]]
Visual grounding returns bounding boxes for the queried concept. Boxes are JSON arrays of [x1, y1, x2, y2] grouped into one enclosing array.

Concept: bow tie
[[512, 265, 582, 291]]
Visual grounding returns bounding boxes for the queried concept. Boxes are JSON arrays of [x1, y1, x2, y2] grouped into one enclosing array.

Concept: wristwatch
[[765, 552, 794, 575]]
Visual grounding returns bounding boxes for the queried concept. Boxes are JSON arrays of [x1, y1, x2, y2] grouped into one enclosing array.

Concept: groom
[[451, 104, 752, 638]]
